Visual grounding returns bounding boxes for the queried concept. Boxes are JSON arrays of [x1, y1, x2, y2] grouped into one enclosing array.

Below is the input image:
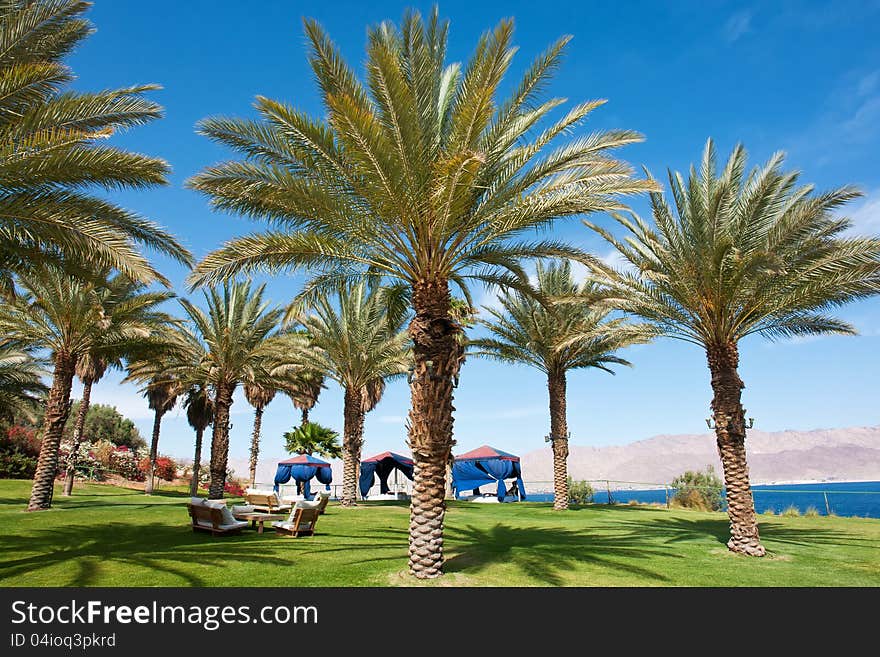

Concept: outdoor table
[[232, 511, 287, 534]]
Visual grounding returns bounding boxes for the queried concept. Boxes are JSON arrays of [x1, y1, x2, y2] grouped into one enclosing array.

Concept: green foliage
[[0, 450, 37, 479], [0, 0, 192, 288], [804, 506, 820, 518], [586, 139, 880, 349], [566, 477, 595, 505], [64, 403, 145, 450], [283, 422, 342, 459], [671, 466, 724, 511], [781, 505, 801, 518]]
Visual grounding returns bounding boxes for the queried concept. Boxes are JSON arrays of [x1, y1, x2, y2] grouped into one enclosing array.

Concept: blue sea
[[522, 481, 880, 518]]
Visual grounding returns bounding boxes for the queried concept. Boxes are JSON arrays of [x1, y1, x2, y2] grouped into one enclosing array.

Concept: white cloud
[[86, 382, 155, 420], [846, 189, 880, 235], [723, 10, 753, 43], [857, 70, 880, 97]]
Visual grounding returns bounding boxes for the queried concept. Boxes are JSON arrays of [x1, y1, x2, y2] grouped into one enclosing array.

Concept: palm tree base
[[727, 533, 766, 557]]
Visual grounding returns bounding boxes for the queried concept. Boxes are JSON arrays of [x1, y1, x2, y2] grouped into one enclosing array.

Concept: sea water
[[522, 480, 880, 518]]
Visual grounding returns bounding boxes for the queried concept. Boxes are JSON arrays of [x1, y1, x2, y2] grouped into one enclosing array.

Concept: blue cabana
[[359, 451, 414, 497], [452, 445, 526, 502], [273, 454, 332, 500]]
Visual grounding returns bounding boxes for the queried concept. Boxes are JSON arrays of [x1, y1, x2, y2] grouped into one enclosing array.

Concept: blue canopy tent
[[452, 445, 526, 502], [359, 451, 414, 498], [273, 454, 332, 500]]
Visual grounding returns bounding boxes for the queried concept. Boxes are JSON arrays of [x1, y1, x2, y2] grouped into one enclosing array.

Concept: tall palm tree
[[290, 281, 410, 506], [0, 0, 191, 290], [586, 140, 880, 556], [0, 344, 46, 422], [0, 267, 167, 511], [243, 382, 276, 487], [141, 375, 179, 495], [471, 260, 653, 510], [62, 277, 176, 496], [179, 280, 285, 498], [188, 9, 651, 578], [184, 384, 214, 496]]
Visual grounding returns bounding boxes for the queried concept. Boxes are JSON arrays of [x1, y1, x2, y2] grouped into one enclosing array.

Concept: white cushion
[[190, 497, 207, 506], [231, 504, 255, 515], [294, 499, 320, 510]]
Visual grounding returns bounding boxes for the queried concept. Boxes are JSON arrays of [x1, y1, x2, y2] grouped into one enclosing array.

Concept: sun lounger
[[273, 502, 320, 537], [187, 497, 249, 536]]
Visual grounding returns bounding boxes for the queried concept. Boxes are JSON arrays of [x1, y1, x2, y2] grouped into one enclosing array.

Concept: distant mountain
[[519, 425, 880, 486], [230, 425, 880, 491]]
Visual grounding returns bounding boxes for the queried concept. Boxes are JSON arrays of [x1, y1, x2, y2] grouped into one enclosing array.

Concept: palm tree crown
[[0, 0, 192, 289]]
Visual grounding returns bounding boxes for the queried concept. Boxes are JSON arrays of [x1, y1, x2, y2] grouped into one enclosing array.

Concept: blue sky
[[61, 1, 880, 472]]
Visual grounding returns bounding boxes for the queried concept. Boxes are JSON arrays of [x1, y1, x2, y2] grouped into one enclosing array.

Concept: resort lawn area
[[1, 480, 878, 587]]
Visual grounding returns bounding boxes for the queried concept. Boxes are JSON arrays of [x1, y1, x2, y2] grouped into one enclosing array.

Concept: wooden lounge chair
[[243, 491, 292, 513], [314, 491, 330, 515], [187, 499, 249, 536], [273, 505, 320, 537]]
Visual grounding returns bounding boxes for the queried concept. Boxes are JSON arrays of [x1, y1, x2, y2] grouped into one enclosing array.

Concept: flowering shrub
[[3, 426, 41, 457], [111, 446, 145, 481], [138, 455, 178, 481], [224, 480, 245, 497], [58, 439, 105, 481]]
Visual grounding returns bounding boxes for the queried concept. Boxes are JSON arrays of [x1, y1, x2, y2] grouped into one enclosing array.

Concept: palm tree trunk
[[341, 386, 365, 507], [300, 407, 309, 427], [407, 279, 461, 579], [144, 408, 164, 495], [208, 382, 234, 499], [27, 351, 76, 511], [190, 427, 204, 497], [548, 369, 570, 511], [248, 407, 263, 488], [62, 378, 93, 497], [707, 341, 765, 557]]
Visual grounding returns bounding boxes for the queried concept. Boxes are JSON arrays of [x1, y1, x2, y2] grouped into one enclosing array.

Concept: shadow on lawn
[[441, 510, 867, 585], [0, 522, 293, 586]]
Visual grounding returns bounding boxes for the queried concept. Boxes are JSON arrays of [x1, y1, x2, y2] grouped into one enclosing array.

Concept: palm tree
[[179, 281, 285, 498], [471, 260, 652, 510], [0, 344, 46, 422], [0, 267, 168, 511], [142, 375, 179, 495], [586, 140, 880, 556], [184, 384, 214, 496], [283, 422, 342, 459], [244, 382, 276, 487], [281, 362, 325, 427], [188, 9, 652, 578], [61, 277, 176, 496], [290, 281, 410, 506], [0, 0, 191, 291]]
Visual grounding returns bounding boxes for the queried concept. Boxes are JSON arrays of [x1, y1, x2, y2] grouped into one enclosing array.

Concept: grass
[[1, 479, 878, 587]]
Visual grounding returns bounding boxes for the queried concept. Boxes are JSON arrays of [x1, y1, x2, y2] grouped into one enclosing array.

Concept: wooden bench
[[187, 503, 249, 536]]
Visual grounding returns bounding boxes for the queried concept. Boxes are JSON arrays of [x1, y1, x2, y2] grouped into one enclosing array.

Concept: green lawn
[[1, 480, 878, 586]]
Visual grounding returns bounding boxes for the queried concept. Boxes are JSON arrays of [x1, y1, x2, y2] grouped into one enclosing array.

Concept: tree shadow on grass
[[442, 523, 678, 585], [0, 522, 295, 587]]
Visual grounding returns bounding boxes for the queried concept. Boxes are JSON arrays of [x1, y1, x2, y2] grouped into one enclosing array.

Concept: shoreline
[[752, 478, 880, 486]]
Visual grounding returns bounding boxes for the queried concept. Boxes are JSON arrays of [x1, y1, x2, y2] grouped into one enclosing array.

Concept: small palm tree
[[179, 280, 286, 498], [471, 260, 653, 510], [290, 281, 410, 506], [184, 384, 214, 496], [0, 0, 192, 289], [283, 422, 342, 459], [188, 9, 652, 578], [243, 382, 276, 487], [0, 344, 46, 422], [587, 140, 880, 555]]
